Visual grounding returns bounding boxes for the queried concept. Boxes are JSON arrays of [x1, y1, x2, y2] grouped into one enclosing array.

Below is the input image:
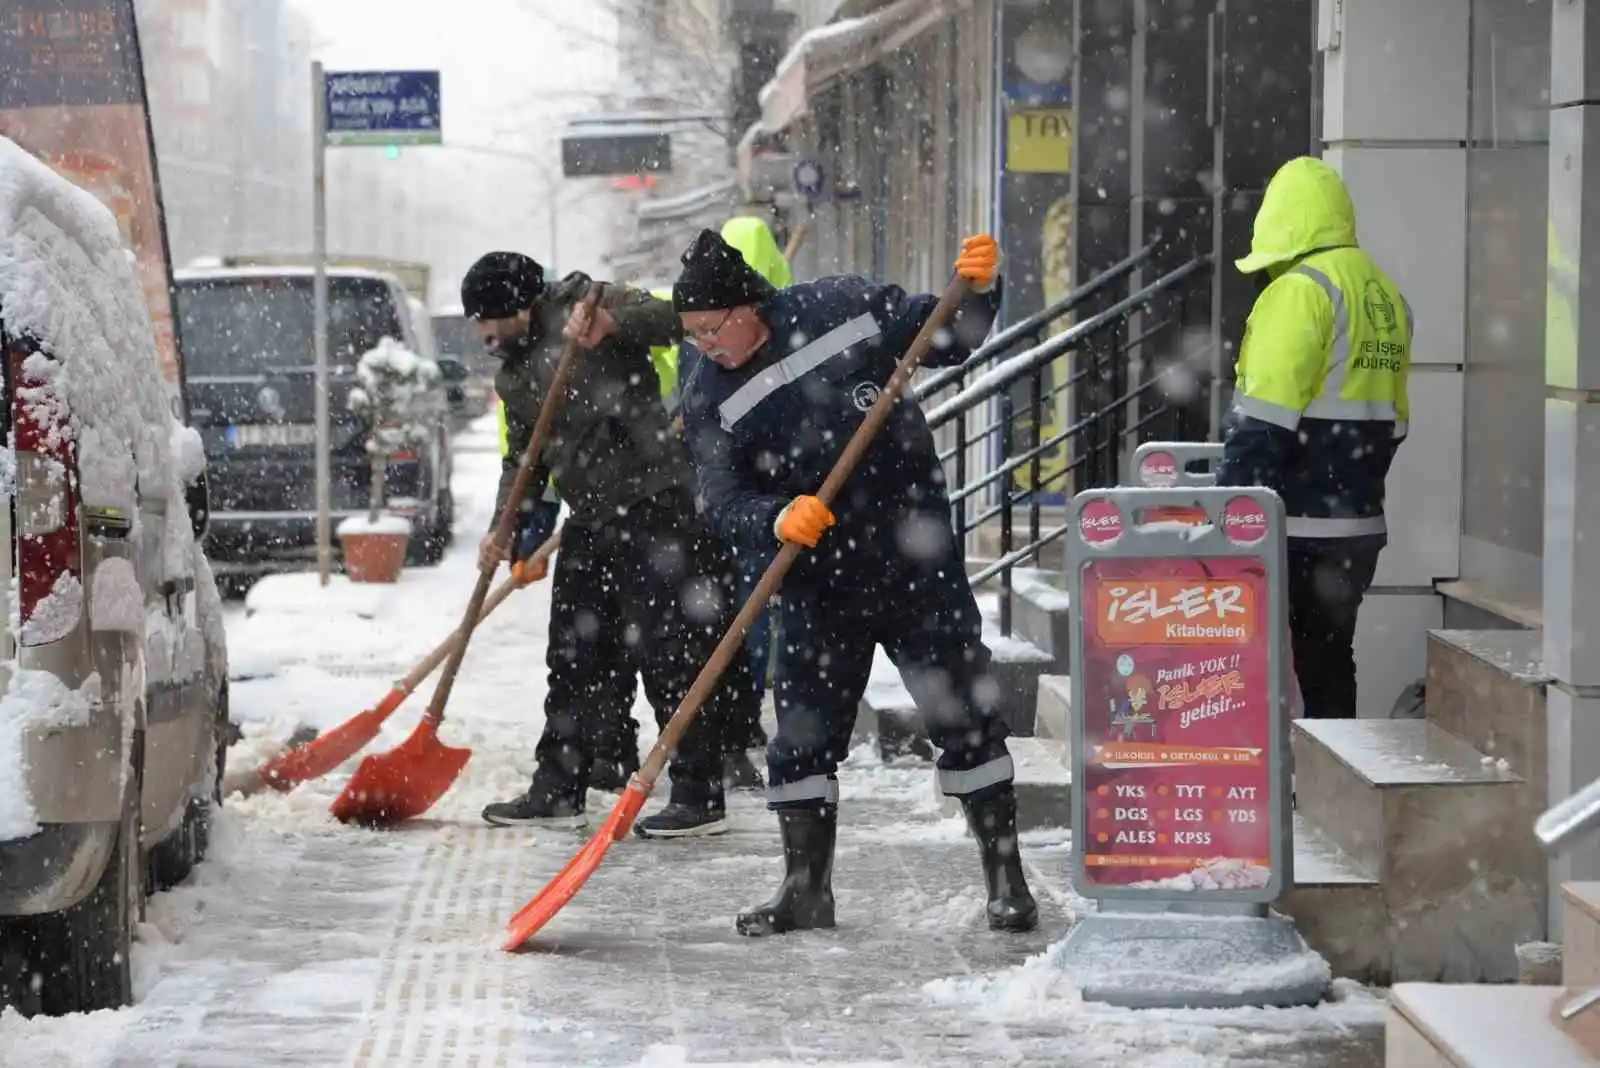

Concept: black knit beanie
[[461, 251, 545, 319], [672, 229, 777, 313]]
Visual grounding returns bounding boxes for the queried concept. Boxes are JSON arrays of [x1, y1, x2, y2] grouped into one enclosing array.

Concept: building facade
[[135, 0, 313, 266]]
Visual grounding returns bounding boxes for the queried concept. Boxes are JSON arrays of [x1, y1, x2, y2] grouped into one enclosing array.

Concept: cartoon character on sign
[[1108, 671, 1157, 741]]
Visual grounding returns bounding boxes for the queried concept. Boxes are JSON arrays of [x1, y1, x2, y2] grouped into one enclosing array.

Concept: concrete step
[[1292, 718, 1543, 982], [1277, 814, 1386, 983], [853, 653, 930, 761], [934, 736, 1069, 831], [1008, 567, 1072, 670], [1425, 628, 1548, 787], [1386, 983, 1600, 1068], [1034, 673, 1072, 741], [1563, 881, 1600, 986], [855, 630, 1056, 761]]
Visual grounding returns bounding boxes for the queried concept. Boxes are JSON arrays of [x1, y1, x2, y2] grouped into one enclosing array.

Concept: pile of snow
[[0, 136, 177, 521], [0, 136, 209, 591], [88, 556, 143, 632], [0, 669, 98, 839], [168, 422, 206, 486], [924, 938, 1380, 1060], [1128, 859, 1273, 892], [335, 512, 411, 538], [18, 571, 81, 646]]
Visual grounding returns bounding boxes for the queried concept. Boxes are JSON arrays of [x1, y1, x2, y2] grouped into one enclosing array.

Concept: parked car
[[430, 304, 497, 421], [0, 137, 229, 1015], [172, 265, 467, 586], [407, 296, 470, 430]]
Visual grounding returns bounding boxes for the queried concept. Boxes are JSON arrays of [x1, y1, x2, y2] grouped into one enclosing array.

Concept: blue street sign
[[323, 70, 441, 146]]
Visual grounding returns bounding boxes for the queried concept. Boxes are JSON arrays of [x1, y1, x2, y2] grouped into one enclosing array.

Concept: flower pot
[[338, 527, 411, 584]]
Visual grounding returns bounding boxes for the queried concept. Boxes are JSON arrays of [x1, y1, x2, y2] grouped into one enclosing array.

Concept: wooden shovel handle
[[783, 222, 808, 264], [422, 284, 604, 727], [639, 276, 972, 782], [393, 531, 561, 694]]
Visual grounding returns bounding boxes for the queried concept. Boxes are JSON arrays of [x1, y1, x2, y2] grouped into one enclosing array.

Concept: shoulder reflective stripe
[[717, 312, 882, 430], [1234, 395, 1302, 430], [1294, 263, 1404, 424], [1285, 515, 1386, 538], [1289, 264, 1355, 422]]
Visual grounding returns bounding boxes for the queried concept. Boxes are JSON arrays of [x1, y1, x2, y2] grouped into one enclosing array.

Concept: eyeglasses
[[684, 308, 735, 344]]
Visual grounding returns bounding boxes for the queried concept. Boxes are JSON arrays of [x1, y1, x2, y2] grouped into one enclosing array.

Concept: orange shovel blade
[[258, 690, 405, 792], [502, 782, 649, 951], [329, 718, 472, 827]]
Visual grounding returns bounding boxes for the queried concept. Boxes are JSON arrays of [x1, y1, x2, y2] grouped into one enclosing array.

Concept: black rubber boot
[[736, 807, 837, 937], [961, 786, 1038, 932]]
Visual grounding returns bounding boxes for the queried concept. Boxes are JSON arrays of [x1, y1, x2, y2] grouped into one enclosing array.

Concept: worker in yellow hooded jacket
[[1217, 156, 1412, 721]]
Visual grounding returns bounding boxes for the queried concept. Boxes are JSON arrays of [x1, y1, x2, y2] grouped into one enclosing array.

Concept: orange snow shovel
[[502, 274, 973, 950], [244, 532, 561, 796], [331, 284, 604, 826]]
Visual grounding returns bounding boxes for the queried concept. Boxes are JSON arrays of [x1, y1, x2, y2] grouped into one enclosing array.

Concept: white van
[[0, 139, 229, 1014]]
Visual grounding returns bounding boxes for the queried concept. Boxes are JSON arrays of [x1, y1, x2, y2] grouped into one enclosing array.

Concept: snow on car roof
[[173, 264, 401, 285], [0, 135, 176, 514]]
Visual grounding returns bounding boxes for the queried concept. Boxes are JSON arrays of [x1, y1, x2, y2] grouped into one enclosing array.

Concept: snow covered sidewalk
[[0, 418, 1388, 1067]]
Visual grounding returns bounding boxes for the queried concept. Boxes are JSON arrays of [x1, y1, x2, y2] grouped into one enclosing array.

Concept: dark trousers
[[585, 554, 771, 764], [736, 552, 779, 710], [534, 490, 759, 806], [1287, 535, 1384, 720], [765, 545, 1013, 809]]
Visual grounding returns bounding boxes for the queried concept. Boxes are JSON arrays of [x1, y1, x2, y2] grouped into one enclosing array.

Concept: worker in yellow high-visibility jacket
[[1218, 157, 1413, 721]]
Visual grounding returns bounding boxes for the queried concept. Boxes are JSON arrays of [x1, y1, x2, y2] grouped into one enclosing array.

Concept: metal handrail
[[912, 236, 1162, 402], [1536, 778, 1600, 856], [957, 361, 1187, 536], [925, 255, 1212, 430], [1537, 778, 1600, 1022]]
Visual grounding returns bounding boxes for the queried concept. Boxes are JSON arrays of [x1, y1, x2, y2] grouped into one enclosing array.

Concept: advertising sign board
[[1128, 442, 1226, 524], [1068, 486, 1292, 903]]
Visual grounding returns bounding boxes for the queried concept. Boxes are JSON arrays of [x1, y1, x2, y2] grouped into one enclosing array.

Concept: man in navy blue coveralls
[[673, 228, 1038, 937]]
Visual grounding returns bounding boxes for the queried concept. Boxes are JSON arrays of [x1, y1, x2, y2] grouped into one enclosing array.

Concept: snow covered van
[[0, 138, 229, 1015], [173, 265, 460, 584]]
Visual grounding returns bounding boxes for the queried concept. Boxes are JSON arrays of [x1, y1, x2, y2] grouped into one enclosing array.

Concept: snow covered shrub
[[347, 336, 440, 526]]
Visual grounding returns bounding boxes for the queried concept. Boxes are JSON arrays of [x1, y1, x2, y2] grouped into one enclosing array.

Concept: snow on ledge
[[336, 513, 412, 538]]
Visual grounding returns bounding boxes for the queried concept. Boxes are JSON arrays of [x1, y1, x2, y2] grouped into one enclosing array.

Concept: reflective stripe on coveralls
[[764, 756, 1017, 805], [717, 313, 882, 430], [1232, 262, 1412, 539]]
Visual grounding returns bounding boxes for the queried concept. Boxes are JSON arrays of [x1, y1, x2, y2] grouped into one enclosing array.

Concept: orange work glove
[[954, 233, 1000, 291], [512, 556, 549, 585], [774, 495, 836, 548]]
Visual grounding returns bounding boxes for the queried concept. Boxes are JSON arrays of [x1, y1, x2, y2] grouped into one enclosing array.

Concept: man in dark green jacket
[[464, 251, 758, 838]]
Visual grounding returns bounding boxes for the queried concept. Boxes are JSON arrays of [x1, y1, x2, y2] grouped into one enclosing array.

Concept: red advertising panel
[[1070, 489, 1288, 899], [1077, 556, 1273, 889], [0, 1, 182, 410]]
